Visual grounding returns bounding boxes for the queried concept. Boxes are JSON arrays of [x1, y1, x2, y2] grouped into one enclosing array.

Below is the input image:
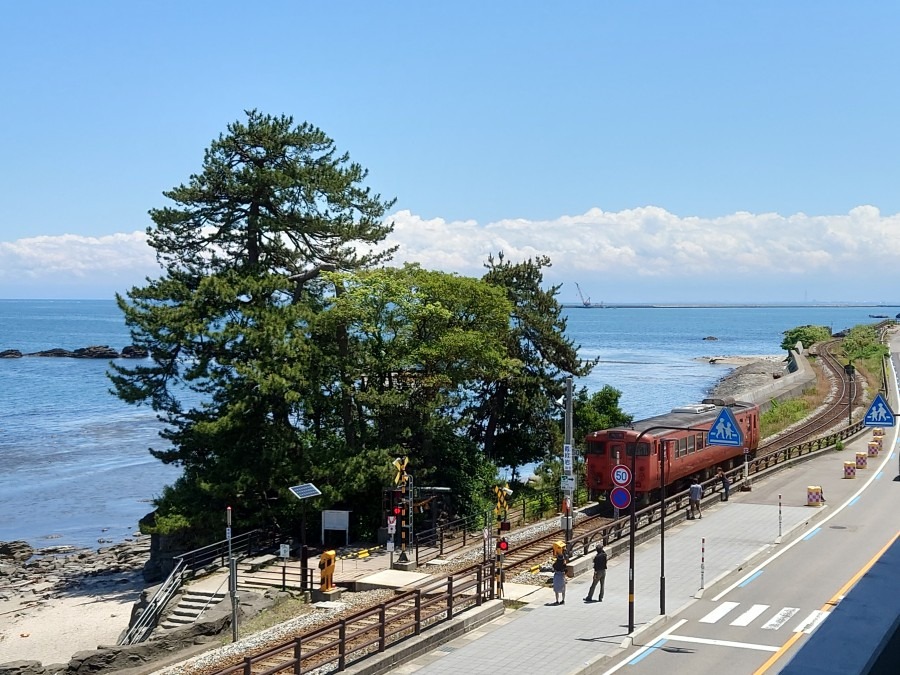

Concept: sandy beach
[[0, 572, 144, 666]]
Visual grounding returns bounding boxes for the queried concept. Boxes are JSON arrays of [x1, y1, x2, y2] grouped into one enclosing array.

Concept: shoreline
[[0, 537, 150, 667]]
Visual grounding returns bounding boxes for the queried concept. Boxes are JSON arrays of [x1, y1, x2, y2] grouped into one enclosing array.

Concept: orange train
[[584, 398, 760, 506]]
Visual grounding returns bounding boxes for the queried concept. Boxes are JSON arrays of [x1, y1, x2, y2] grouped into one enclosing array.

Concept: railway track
[[197, 331, 892, 675], [758, 338, 860, 453]]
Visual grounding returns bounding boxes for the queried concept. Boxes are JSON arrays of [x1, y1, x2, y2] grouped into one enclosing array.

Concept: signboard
[[279, 544, 290, 558], [864, 393, 896, 427], [225, 527, 232, 540], [386, 541, 395, 552], [611, 464, 632, 487], [322, 509, 351, 546], [560, 475, 576, 491], [707, 407, 744, 447], [387, 515, 397, 534], [562, 443, 573, 473], [610, 486, 631, 510]]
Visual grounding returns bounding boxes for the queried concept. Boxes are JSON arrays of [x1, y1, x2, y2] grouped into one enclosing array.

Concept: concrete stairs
[[236, 554, 312, 591], [159, 578, 229, 631]]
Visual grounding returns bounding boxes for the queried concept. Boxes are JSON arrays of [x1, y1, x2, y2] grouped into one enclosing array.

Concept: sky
[[2, 1, 899, 304]]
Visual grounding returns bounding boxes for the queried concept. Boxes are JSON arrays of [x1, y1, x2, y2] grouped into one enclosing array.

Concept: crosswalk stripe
[[762, 607, 799, 630], [730, 604, 770, 626], [700, 601, 740, 623], [793, 609, 829, 634]]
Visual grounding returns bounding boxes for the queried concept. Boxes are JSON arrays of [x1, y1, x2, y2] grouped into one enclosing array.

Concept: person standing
[[584, 545, 608, 602], [688, 477, 703, 519], [717, 467, 730, 501], [552, 553, 567, 605]]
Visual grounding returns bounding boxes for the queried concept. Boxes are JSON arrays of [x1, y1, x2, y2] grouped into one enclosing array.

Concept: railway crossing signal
[[493, 483, 512, 519], [393, 456, 409, 485]]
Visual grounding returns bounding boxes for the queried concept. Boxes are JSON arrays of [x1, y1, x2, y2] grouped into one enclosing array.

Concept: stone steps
[[159, 588, 227, 630]]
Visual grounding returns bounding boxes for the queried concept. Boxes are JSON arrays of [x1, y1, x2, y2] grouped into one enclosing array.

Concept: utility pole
[[564, 375, 574, 548]]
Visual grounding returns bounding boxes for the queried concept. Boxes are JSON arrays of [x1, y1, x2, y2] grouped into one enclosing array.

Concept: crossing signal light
[[497, 538, 509, 552], [392, 504, 402, 516]]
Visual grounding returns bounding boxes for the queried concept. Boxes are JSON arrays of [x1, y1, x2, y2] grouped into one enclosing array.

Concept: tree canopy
[[109, 111, 628, 543]]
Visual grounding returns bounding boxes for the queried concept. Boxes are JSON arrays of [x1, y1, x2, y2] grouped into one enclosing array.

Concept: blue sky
[[2, 1, 899, 303]]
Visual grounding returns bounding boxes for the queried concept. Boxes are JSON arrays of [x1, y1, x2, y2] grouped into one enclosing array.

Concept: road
[[599, 343, 900, 675]]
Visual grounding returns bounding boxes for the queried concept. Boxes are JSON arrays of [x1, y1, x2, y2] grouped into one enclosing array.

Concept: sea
[[0, 299, 891, 550]]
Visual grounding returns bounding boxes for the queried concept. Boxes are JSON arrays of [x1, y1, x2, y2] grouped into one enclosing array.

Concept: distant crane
[[575, 283, 591, 308]]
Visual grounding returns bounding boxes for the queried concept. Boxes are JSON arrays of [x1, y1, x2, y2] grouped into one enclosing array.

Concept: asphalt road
[[597, 340, 900, 675]]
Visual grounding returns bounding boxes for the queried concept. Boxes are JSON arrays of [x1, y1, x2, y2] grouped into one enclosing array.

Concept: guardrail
[[211, 560, 496, 675]]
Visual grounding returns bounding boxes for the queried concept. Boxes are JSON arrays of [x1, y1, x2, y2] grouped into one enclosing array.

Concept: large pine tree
[[109, 111, 396, 537]]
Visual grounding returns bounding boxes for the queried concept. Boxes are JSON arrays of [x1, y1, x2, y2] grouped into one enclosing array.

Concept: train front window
[[586, 440, 606, 455]]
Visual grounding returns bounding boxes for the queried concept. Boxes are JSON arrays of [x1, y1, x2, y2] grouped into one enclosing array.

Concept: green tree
[[780, 324, 832, 351], [841, 325, 889, 362], [310, 265, 517, 520], [472, 253, 597, 470], [109, 111, 396, 538]]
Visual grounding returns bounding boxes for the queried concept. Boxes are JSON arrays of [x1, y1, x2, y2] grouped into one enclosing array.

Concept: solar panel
[[289, 483, 322, 500]]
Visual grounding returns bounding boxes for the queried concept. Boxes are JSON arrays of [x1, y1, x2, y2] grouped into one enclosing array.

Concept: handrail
[[118, 527, 277, 645], [119, 558, 186, 645]]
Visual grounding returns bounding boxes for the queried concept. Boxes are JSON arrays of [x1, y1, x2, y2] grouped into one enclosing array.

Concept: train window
[[687, 435, 696, 454], [626, 442, 650, 457], [586, 440, 606, 455], [696, 433, 704, 450]]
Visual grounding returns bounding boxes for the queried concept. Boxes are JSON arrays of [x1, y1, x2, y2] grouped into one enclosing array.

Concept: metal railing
[[118, 528, 277, 645], [210, 560, 495, 675]]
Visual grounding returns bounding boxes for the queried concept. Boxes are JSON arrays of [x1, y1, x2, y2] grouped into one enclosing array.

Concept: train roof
[[601, 399, 756, 437]]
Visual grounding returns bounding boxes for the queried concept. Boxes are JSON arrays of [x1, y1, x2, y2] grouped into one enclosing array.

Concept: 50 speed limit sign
[[611, 464, 632, 487]]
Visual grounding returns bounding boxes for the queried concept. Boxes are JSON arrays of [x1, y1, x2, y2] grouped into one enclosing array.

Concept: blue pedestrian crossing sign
[[707, 407, 744, 447], [864, 393, 895, 427]]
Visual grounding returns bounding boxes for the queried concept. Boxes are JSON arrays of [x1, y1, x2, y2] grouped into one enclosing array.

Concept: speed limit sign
[[611, 464, 632, 487]]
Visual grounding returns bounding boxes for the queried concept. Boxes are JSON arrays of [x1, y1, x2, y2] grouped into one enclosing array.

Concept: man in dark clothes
[[584, 544, 608, 602]]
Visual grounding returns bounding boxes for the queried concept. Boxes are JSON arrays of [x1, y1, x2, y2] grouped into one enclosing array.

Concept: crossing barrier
[[806, 486, 824, 507], [856, 452, 868, 469], [843, 461, 856, 479]]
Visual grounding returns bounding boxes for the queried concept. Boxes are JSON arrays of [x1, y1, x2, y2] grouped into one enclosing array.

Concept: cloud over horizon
[[2, 206, 898, 303]]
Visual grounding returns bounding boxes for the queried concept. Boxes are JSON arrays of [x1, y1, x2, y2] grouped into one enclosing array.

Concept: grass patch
[[218, 594, 314, 644]]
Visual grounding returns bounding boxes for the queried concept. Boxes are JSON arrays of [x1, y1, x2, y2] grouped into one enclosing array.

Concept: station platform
[[384, 425, 900, 675]]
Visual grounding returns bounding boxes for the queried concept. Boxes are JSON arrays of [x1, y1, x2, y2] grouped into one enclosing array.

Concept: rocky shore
[[0, 536, 151, 670], [0, 346, 147, 359]]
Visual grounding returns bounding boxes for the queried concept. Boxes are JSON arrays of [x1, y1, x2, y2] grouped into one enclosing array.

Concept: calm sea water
[[0, 299, 888, 549]]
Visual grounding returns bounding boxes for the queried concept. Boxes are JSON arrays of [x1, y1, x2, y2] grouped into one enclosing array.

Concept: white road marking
[[762, 607, 799, 630], [699, 601, 740, 623], [600, 619, 689, 674], [793, 609, 830, 634], [665, 634, 780, 652], [730, 604, 770, 626], [712, 438, 898, 603]]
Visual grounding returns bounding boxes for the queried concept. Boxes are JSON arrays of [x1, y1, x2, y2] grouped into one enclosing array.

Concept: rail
[[210, 560, 495, 675], [118, 528, 278, 645]]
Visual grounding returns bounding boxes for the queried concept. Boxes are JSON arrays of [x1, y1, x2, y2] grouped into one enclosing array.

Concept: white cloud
[[2, 206, 899, 302]]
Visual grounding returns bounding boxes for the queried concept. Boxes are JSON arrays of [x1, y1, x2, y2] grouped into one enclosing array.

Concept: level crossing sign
[[864, 393, 895, 427], [707, 407, 743, 447]]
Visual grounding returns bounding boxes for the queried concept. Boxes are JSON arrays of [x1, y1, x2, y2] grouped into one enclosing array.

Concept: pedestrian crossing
[[698, 602, 829, 634]]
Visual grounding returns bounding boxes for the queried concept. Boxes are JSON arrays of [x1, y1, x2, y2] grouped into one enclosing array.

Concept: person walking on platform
[[688, 477, 703, 519], [584, 545, 607, 602], [717, 467, 730, 501], [552, 553, 567, 604]]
